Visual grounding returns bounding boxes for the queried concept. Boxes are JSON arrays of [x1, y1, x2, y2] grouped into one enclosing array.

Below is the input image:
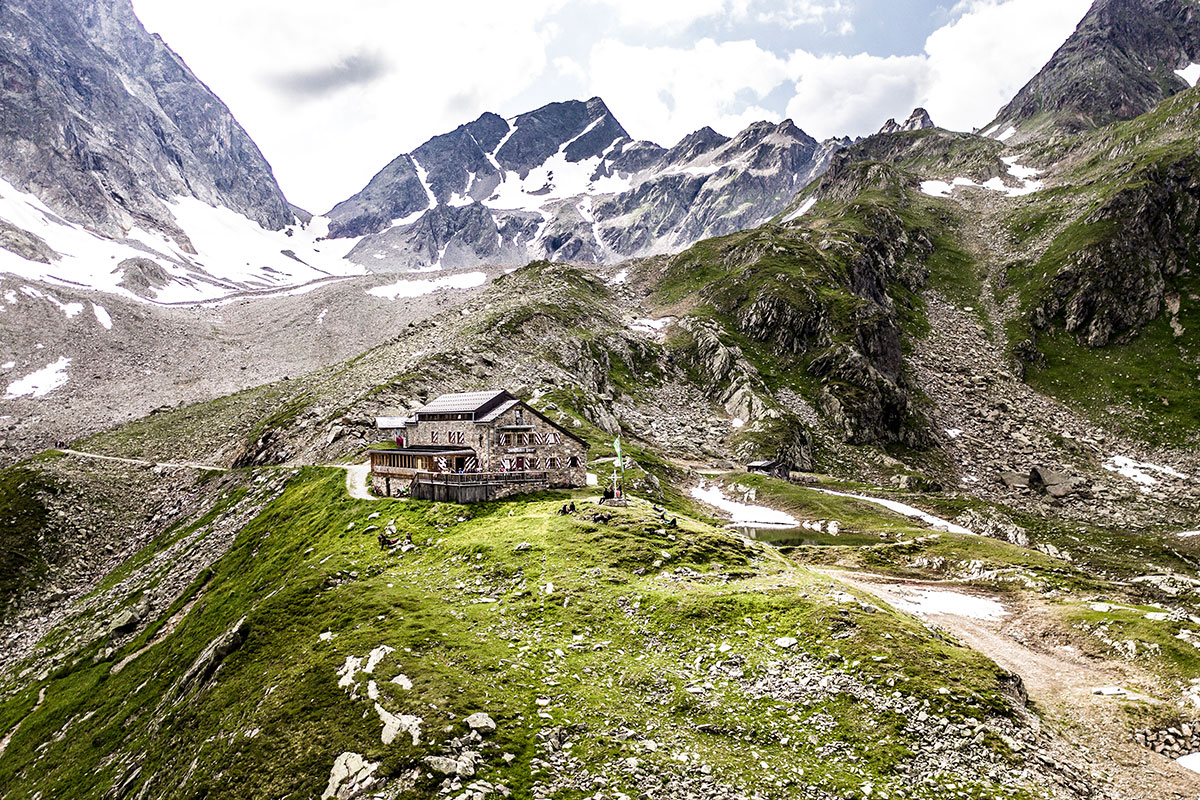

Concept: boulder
[[1028, 466, 1088, 497], [999, 471, 1029, 490], [424, 756, 460, 776], [465, 712, 496, 733], [322, 752, 379, 800]]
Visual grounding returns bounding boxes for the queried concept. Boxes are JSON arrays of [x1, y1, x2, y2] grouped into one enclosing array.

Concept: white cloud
[[784, 52, 928, 138], [128, 0, 1090, 213], [133, 0, 567, 211], [586, 38, 790, 145], [921, 0, 1093, 130], [586, 0, 847, 30], [586, 0, 730, 28], [755, 0, 848, 29], [783, 0, 1091, 137]]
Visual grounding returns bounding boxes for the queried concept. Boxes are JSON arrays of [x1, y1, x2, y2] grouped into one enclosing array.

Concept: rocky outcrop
[[0, 220, 57, 263], [1031, 153, 1200, 347], [668, 189, 934, 448], [677, 317, 770, 421], [878, 108, 935, 135], [168, 616, 249, 705], [1137, 721, 1200, 759], [0, 0, 294, 241]]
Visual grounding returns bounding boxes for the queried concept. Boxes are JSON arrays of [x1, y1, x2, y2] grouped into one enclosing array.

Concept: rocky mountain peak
[[495, 96, 629, 174], [0, 0, 295, 239], [985, 0, 1200, 137], [661, 126, 732, 167], [325, 100, 846, 270], [878, 108, 936, 135]]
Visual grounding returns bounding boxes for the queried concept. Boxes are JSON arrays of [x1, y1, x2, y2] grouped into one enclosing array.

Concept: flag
[[613, 436, 622, 462]]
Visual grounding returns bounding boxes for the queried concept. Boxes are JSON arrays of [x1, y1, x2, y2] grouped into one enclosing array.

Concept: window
[[546, 457, 560, 469], [547, 432, 560, 445], [430, 431, 439, 443], [448, 431, 464, 445], [568, 456, 582, 468]]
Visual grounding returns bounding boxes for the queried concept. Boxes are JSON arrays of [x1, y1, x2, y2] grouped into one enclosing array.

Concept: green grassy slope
[[1000, 89, 1200, 445], [0, 469, 1058, 800]]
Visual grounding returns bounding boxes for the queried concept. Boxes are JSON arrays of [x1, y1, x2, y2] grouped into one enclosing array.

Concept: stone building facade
[[369, 389, 588, 499]]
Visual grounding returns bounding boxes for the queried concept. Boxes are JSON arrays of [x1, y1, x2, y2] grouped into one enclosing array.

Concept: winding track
[[56, 448, 379, 501]]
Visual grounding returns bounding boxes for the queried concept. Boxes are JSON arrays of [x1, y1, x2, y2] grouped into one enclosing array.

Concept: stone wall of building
[[371, 473, 412, 498], [484, 403, 587, 488], [401, 401, 587, 487]]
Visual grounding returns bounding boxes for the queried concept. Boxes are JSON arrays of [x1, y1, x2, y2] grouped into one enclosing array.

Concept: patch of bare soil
[[828, 570, 1200, 800]]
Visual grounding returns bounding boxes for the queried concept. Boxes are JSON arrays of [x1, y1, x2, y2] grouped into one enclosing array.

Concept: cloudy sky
[[131, 0, 1092, 213]]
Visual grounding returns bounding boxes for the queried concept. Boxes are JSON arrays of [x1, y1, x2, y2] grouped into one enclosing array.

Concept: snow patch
[[812, 488, 975, 535], [1102, 455, 1188, 492], [608, 268, 628, 285], [888, 588, 1008, 620], [4, 356, 70, 398], [367, 271, 486, 300], [919, 180, 954, 198], [91, 303, 112, 330], [20, 285, 83, 318], [995, 126, 1017, 141], [1178, 752, 1200, 775], [630, 317, 671, 333], [922, 158, 1042, 200], [782, 197, 817, 222], [1177, 63, 1200, 88], [690, 483, 799, 527], [0, 175, 364, 303], [390, 674, 413, 690]]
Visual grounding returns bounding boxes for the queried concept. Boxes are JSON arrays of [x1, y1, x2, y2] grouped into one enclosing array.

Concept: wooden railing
[[413, 471, 548, 486]]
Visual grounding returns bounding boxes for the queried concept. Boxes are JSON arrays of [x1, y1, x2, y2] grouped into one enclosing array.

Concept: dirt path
[[826, 570, 1200, 799], [57, 448, 227, 472], [341, 462, 375, 501], [58, 448, 384, 503]]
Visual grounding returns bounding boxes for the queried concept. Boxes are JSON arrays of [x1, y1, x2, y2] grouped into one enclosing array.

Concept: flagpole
[[612, 436, 624, 498]]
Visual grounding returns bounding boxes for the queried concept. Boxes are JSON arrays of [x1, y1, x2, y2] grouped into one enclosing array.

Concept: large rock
[[321, 752, 379, 800], [465, 712, 496, 733], [1028, 466, 1089, 498]]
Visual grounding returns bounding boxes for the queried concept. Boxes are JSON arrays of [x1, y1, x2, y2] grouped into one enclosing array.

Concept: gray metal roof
[[416, 390, 509, 415], [475, 398, 521, 423]]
